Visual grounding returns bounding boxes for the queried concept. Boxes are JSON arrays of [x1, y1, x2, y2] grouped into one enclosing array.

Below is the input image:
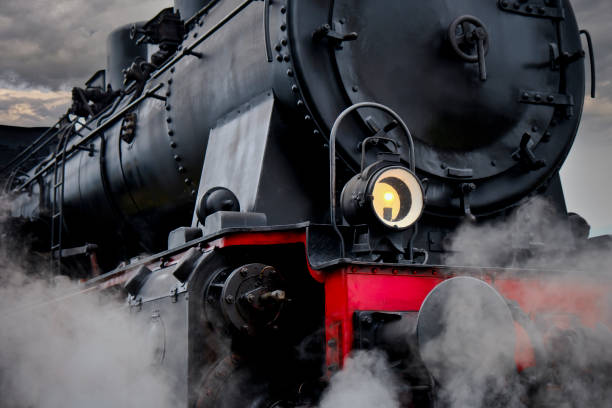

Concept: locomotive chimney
[[106, 23, 147, 91], [174, 0, 212, 21]]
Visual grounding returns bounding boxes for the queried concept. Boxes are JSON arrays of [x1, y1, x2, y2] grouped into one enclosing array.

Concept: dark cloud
[[0, 0, 171, 90]]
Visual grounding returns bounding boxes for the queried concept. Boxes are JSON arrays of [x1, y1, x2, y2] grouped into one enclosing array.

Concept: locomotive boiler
[[3, 0, 611, 406]]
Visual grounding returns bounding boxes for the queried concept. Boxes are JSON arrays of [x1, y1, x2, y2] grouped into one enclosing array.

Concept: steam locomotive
[[3, 0, 611, 406]]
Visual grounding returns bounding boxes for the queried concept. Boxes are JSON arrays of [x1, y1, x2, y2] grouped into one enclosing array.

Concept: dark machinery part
[[206, 263, 287, 335], [196, 187, 240, 225]]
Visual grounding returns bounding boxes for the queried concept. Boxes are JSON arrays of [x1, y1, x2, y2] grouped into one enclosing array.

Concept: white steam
[[318, 350, 400, 408], [0, 219, 175, 407]]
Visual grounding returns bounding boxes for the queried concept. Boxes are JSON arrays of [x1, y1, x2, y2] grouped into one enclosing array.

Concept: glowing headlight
[[341, 165, 424, 230]]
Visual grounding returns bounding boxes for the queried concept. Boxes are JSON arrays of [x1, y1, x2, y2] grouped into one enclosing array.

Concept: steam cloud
[[318, 350, 400, 408], [435, 197, 612, 408], [0, 202, 175, 408]]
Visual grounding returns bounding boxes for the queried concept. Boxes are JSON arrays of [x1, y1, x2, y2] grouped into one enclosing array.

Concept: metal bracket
[[458, 183, 477, 222], [519, 90, 574, 117], [512, 133, 546, 171], [313, 23, 358, 50], [498, 0, 565, 20]]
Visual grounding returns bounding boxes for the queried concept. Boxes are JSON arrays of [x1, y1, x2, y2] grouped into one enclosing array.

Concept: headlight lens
[[369, 167, 424, 229]]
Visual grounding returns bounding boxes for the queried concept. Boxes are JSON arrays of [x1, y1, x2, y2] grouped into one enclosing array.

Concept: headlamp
[[341, 164, 424, 230]]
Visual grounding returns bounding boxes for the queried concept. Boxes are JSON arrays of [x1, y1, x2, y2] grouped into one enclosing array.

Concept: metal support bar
[[15, 83, 164, 192]]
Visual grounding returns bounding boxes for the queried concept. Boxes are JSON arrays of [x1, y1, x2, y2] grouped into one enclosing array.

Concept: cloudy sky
[[0, 0, 610, 234]]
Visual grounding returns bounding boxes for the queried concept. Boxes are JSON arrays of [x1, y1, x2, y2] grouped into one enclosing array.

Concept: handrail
[[151, 0, 255, 80], [12, 0, 256, 192], [14, 83, 164, 192]]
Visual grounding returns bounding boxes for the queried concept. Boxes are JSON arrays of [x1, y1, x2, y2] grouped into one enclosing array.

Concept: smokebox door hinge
[[498, 0, 565, 19]]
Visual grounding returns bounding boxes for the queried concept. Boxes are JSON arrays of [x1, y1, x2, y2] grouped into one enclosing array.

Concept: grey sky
[[0, 0, 610, 233]]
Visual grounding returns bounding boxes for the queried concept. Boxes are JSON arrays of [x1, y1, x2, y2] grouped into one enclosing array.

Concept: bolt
[[240, 267, 248, 277], [246, 293, 255, 303], [225, 295, 234, 304], [207, 295, 215, 304]]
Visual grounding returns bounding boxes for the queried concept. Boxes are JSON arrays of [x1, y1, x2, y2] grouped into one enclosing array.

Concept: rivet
[[352, 85, 359, 92], [168, 78, 173, 84], [280, 6, 286, 14], [547, 95, 555, 102], [174, 154, 181, 162], [225, 295, 234, 304], [280, 24, 286, 31], [178, 166, 186, 174], [539, 7, 546, 14], [297, 100, 304, 107], [166, 91, 171, 97], [170, 141, 177, 148], [522, 92, 530, 100], [291, 85, 298, 93], [275, 43, 282, 51], [168, 130, 174, 136], [313, 130, 320, 136], [441, 162, 448, 169], [166, 105, 171, 111], [532, 125, 539, 132], [193, 32, 198, 38], [276, 55, 283, 62], [501, 0, 509, 7], [184, 178, 191, 185], [166, 117, 172, 123], [526, 5, 533, 12], [170, 67, 175, 73], [339, 18, 346, 24], [550, 119, 558, 127], [304, 115, 311, 121], [283, 55, 290, 62], [281, 38, 288, 46], [491, 160, 497, 167], [513, 2, 520, 9], [191, 190, 196, 196], [534, 94, 542, 101], [286, 69, 294, 77]]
